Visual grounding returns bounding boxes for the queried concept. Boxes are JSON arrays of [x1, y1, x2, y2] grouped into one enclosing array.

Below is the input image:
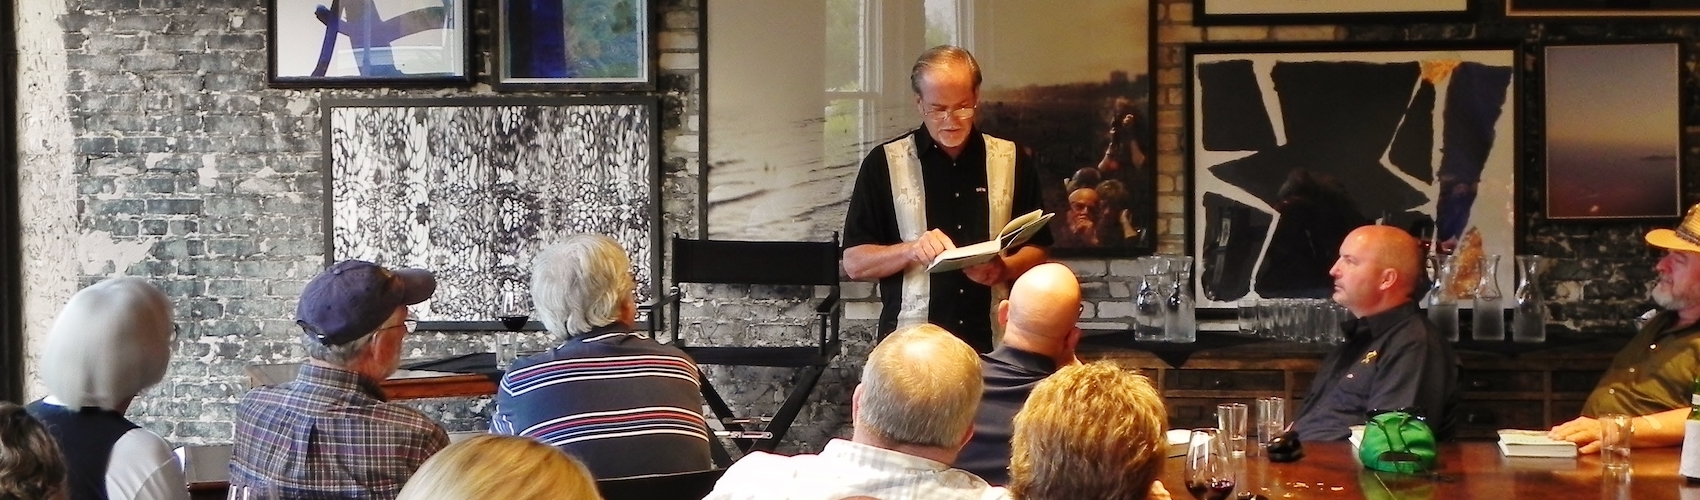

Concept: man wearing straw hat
[[1551, 204, 1700, 453]]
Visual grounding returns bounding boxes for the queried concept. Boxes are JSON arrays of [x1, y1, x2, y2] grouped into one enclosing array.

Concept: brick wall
[[12, 0, 1690, 451]]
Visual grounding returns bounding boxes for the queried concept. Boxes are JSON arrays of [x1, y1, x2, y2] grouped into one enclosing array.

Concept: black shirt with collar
[[953, 345, 1059, 485], [841, 127, 1052, 352], [1292, 302, 1460, 441]]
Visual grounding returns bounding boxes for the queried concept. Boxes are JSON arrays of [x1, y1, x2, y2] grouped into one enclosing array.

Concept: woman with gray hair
[[491, 234, 714, 479], [26, 277, 187, 500]]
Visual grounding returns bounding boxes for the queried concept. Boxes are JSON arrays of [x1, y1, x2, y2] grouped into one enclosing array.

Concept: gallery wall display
[[322, 96, 660, 327], [704, 0, 1156, 257], [1196, 0, 1473, 25], [269, 0, 471, 87], [496, 0, 654, 91], [1543, 43, 1683, 221], [1188, 43, 1519, 309], [1508, 0, 1700, 17]]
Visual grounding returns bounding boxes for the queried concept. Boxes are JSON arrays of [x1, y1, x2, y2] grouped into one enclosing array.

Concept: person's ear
[[997, 300, 1012, 326], [1379, 267, 1398, 291]]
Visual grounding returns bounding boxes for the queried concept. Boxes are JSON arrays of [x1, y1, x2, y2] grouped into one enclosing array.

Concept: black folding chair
[[596, 468, 726, 500], [646, 234, 842, 465]]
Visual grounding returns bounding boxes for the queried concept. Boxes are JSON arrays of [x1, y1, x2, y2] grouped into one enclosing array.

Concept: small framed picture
[[495, 0, 655, 91], [1195, 0, 1473, 25], [1509, 0, 1700, 17], [1543, 43, 1683, 221], [268, 0, 471, 88]]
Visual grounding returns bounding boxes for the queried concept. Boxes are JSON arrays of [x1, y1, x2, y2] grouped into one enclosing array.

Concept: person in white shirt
[[27, 277, 188, 500], [704, 323, 1003, 500]]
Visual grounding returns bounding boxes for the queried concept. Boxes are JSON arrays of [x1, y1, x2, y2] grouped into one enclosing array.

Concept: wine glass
[[1185, 429, 1235, 500], [494, 287, 529, 370]]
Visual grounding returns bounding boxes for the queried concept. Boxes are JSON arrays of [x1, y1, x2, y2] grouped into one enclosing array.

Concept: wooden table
[[244, 363, 498, 400], [1165, 442, 1693, 499]]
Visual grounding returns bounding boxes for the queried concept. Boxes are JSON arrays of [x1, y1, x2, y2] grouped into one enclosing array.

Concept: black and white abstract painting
[[1189, 45, 1517, 309], [323, 96, 659, 323]]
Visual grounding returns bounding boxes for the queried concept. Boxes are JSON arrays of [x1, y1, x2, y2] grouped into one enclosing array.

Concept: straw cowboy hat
[[1646, 203, 1700, 253]]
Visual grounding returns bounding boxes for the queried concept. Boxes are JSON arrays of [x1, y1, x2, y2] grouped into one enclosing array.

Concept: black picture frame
[[1542, 42, 1684, 222], [1186, 42, 1521, 309], [1508, 0, 1700, 18], [494, 0, 656, 91], [1195, 0, 1474, 25], [268, 0, 472, 88], [320, 96, 662, 329]]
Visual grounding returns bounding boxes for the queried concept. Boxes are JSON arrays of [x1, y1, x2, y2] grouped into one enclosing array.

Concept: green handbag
[[1358, 410, 1439, 474]]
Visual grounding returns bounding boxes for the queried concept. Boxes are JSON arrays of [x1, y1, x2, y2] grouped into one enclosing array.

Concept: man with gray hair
[[705, 323, 1003, 500], [231, 260, 449, 499], [492, 233, 713, 479], [843, 44, 1052, 353]]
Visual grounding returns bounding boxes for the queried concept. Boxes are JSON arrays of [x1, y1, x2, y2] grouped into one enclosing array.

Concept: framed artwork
[[1508, 0, 1700, 17], [1188, 43, 1519, 309], [321, 96, 660, 328], [269, 0, 471, 87], [496, 0, 655, 91], [704, 0, 1156, 257], [1196, 0, 1473, 25], [1544, 43, 1683, 221]]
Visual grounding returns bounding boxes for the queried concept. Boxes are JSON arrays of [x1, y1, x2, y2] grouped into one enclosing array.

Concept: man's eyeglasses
[[923, 107, 976, 122]]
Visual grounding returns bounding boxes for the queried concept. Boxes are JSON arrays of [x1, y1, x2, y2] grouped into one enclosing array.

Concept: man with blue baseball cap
[[230, 260, 449, 499]]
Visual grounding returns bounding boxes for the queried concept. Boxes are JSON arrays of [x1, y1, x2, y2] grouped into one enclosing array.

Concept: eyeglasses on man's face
[[922, 106, 977, 122]]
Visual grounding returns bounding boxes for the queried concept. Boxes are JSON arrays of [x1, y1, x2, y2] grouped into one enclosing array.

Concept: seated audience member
[[231, 260, 449, 499], [1551, 205, 1700, 452], [1, 401, 68, 500], [956, 263, 1083, 484], [492, 234, 713, 478], [1007, 363, 1170, 500], [1291, 225, 1460, 441], [397, 434, 600, 500], [704, 323, 1003, 500], [27, 278, 187, 500]]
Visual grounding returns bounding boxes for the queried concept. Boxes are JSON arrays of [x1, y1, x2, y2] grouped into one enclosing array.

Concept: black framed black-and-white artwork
[[1187, 43, 1520, 309], [321, 96, 660, 328]]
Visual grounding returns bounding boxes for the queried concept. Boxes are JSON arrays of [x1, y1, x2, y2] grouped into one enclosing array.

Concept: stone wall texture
[[11, 0, 1694, 452]]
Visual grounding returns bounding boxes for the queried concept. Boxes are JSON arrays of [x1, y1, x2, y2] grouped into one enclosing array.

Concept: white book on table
[[1497, 429, 1578, 458]]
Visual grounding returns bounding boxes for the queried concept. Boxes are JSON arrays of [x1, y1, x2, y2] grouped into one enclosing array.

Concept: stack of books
[[1497, 429, 1578, 458]]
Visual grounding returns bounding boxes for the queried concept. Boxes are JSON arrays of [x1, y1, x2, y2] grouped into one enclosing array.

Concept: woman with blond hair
[[0, 402, 67, 500], [397, 435, 600, 500]]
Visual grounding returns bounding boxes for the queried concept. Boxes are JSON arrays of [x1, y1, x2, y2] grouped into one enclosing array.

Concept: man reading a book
[[1549, 204, 1700, 453], [841, 45, 1053, 353]]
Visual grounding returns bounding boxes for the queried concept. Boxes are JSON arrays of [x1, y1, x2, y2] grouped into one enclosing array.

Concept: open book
[[926, 209, 1054, 273], [1497, 429, 1577, 458]]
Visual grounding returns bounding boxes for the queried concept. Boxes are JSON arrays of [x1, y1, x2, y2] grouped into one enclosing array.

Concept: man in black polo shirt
[[841, 45, 1052, 353], [1292, 225, 1460, 441], [954, 263, 1083, 484]]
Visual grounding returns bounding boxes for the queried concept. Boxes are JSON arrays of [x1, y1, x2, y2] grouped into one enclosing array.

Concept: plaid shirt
[[231, 363, 449, 499]]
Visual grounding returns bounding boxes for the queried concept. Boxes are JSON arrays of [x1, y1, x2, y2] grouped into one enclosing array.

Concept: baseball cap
[[297, 260, 437, 346], [1645, 203, 1700, 253]]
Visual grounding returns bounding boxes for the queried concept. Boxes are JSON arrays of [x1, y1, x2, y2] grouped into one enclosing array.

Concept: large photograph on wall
[[1188, 44, 1518, 309], [1508, 0, 1700, 17], [323, 96, 660, 326], [704, 0, 1155, 256], [269, 0, 470, 87], [1544, 43, 1683, 221]]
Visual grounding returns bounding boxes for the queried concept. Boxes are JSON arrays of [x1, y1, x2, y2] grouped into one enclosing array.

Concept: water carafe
[[1164, 256, 1197, 343], [1511, 255, 1546, 343], [1471, 254, 1504, 341], [1425, 254, 1460, 342]]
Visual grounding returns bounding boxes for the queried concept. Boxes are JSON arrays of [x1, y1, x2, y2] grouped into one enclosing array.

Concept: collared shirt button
[[1628, 367, 1637, 373], [1609, 388, 1617, 394], [1650, 344, 1658, 350]]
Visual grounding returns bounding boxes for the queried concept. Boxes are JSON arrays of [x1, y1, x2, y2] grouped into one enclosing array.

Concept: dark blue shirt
[[842, 127, 1053, 352], [953, 345, 1058, 485], [1292, 302, 1460, 441]]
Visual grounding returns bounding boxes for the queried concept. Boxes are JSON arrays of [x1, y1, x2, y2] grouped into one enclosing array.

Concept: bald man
[[954, 263, 1083, 484], [1291, 225, 1460, 441]]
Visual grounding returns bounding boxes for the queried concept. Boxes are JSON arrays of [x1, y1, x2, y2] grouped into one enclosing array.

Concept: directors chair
[[648, 234, 842, 464]]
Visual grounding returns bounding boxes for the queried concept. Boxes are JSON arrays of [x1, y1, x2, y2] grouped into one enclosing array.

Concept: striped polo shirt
[[492, 324, 714, 479]]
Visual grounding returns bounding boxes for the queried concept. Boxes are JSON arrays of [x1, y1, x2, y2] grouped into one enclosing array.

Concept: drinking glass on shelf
[[493, 288, 529, 370], [1185, 429, 1235, 500]]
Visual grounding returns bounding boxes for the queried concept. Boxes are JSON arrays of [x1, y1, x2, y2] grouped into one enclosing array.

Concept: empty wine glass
[[1185, 429, 1235, 500]]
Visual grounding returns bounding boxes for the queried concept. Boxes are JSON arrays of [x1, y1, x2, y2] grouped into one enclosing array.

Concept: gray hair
[[300, 330, 376, 366], [39, 277, 174, 410], [910, 45, 982, 95], [532, 234, 635, 336], [856, 324, 983, 448]]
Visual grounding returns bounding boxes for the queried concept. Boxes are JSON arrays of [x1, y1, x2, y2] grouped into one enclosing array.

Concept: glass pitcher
[[1511, 255, 1546, 343], [1425, 254, 1459, 342], [1165, 256, 1197, 343], [1471, 254, 1504, 341]]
